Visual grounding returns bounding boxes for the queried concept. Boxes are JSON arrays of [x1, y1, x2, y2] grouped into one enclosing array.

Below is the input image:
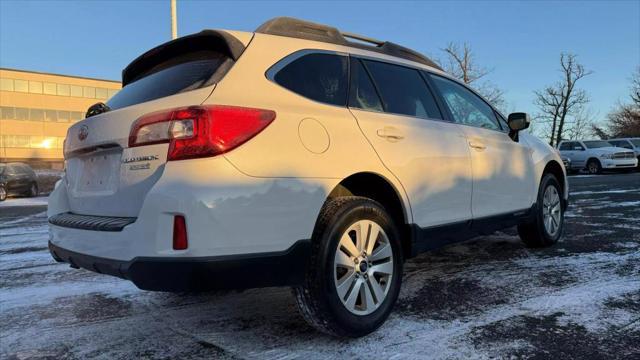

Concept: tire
[[294, 196, 403, 337], [27, 182, 38, 197], [0, 186, 6, 201], [586, 159, 602, 174], [518, 174, 564, 248]]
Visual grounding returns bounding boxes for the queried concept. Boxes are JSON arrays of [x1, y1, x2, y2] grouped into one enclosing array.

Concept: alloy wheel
[[333, 220, 394, 315], [542, 185, 561, 237]]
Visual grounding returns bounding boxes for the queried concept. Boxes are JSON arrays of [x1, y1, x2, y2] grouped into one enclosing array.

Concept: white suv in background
[[558, 140, 638, 174], [48, 17, 568, 337]]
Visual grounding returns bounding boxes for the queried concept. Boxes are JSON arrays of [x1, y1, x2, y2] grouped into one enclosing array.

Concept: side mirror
[[507, 112, 531, 132]]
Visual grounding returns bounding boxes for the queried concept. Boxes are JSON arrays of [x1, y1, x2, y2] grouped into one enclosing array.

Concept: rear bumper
[[49, 239, 310, 292]]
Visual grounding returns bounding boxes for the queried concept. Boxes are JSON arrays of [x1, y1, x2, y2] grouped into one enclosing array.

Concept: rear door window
[[362, 60, 442, 119], [107, 54, 230, 110], [273, 53, 348, 106]]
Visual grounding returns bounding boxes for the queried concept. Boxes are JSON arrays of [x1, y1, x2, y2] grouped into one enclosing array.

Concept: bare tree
[[533, 84, 563, 145], [438, 42, 506, 110], [534, 53, 592, 146], [591, 124, 609, 140], [631, 66, 640, 105], [565, 107, 597, 140], [600, 67, 640, 138]]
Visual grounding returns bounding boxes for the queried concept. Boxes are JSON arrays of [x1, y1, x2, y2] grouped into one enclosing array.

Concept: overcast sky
[[1, 0, 638, 122]]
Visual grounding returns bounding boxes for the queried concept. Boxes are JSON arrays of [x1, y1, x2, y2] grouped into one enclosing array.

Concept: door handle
[[469, 141, 486, 150], [377, 127, 404, 141]]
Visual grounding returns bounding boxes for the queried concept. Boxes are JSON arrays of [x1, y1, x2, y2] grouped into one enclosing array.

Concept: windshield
[[107, 56, 229, 110], [583, 140, 613, 149], [631, 139, 640, 147]]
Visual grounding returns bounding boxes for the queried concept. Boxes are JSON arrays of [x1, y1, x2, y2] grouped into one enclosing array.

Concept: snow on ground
[[1, 173, 639, 359], [34, 169, 63, 177], [0, 196, 49, 208]]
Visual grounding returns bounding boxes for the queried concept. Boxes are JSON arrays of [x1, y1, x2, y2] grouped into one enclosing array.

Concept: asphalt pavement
[[1, 173, 639, 359]]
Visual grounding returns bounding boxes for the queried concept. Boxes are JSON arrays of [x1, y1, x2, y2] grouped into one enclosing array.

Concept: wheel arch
[[586, 157, 601, 167], [542, 160, 567, 209], [327, 172, 412, 258]]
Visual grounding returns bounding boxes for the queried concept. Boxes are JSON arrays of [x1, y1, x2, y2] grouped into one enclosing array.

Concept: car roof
[[255, 17, 443, 71]]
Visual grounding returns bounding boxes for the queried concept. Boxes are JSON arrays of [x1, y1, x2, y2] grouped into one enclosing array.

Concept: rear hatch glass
[[107, 54, 230, 110]]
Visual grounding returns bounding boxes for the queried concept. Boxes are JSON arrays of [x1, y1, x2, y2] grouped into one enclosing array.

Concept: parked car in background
[[608, 138, 640, 170], [561, 156, 572, 173], [0, 162, 39, 201], [558, 140, 638, 174], [48, 17, 569, 337]]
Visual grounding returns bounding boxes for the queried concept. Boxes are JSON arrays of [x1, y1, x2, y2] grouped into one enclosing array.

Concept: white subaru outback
[[48, 17, 568, 337]]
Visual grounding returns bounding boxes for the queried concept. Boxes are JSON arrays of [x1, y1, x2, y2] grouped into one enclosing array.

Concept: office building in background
[[0, 68, 120, 169]]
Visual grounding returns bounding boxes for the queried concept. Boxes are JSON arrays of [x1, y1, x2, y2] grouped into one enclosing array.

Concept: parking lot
[[1, 172, 639, 359]]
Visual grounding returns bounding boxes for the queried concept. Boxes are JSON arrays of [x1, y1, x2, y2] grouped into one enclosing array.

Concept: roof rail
[[255, 17, 442, 70]]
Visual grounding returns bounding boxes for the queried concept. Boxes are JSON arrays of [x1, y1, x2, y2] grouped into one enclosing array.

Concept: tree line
[[438, 43, 640, 144]]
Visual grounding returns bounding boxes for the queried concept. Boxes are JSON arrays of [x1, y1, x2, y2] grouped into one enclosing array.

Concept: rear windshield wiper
[[85, 102, 111, 118]]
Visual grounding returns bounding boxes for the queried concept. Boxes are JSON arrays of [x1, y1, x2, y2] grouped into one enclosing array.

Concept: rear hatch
[[63, 30, 250, 217]]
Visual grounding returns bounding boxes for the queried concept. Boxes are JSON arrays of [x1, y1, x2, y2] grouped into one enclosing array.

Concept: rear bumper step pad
[[49, 212, 136, 232]]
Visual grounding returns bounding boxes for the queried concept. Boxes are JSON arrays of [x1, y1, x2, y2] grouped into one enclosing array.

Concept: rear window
[[107, 55, 229, 110], [559, 142, 571, 150], [273, 53, 348, 106]]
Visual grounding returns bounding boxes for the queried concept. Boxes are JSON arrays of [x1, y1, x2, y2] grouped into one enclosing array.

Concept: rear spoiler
[[122, 30, 247, 86]]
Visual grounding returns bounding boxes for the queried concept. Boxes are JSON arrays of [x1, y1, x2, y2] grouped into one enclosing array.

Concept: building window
[[0, 78, 14, 91], [70, 85, 83, 97], [107, 89, 118, 99], [1, 135, 30, 148], [30, 109, 44, 121], [15, 107, 29, 120], [29, 81, 43, 94], [1, 106, 15, 119], [57, 84, 70, 96], [44, 109, 58, 122], [96, 87, 108, 99], [29, 136, 44, 148], [57, 110, 70, 122], [14, 79, 28, 92], [83, 86, 96, 98], [43, 82, 57, 95], [70, 111, 83, 122]]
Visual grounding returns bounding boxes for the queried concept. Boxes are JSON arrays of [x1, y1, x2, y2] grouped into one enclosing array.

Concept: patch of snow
[[571, 189, 640, 196], [34, 169, 63, 177], [0, 196, 49, 208]]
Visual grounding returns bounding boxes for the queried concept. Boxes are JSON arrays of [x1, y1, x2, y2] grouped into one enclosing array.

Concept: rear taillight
[[129, 105, 276, 161], [173, 215, 188, 250]]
